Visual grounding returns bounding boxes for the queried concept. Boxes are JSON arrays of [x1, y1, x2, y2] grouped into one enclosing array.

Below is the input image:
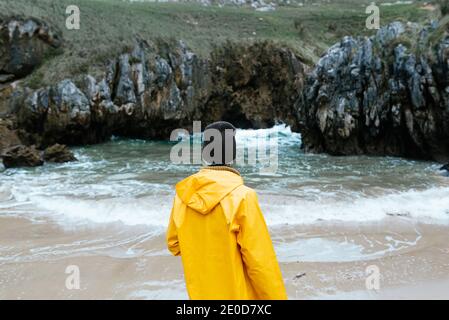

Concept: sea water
[[1, 125, 448, 229]]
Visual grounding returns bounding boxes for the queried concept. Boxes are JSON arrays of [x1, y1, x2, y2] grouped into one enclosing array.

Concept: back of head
[[202, 121, 236, 166]]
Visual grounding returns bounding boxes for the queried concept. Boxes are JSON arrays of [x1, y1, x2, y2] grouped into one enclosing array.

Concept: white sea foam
[[274, 227, 422, 263], [3, 184, 447, 229], [8, 192, 172, 228], [177, 123, 301, 147], [128, 280, 188, 300], [235, 124, 301, 147], [260, 186, 449, 225]]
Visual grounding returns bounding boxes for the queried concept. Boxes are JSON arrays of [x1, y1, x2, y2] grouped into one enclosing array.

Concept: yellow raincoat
[[166, 167, 287, 300]]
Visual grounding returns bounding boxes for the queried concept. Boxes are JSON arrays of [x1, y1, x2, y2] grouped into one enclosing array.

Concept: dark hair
[[202, 121, 236, 166]]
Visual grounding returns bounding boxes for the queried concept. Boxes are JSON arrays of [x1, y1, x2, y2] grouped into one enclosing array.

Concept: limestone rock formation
[[0, 17, 61, 83], [10, 39, 305, 147], [2, 144, 43, 168], [0, 117, 21, 154], [299, 21, 449, 162], [43, 144, 77, 163]]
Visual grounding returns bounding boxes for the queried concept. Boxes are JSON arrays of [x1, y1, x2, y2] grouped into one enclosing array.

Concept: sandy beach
[[1, 215, 448, 300]]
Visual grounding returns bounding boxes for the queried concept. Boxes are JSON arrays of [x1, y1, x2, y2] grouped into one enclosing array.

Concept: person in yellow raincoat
[[166, 121, 287, 300]]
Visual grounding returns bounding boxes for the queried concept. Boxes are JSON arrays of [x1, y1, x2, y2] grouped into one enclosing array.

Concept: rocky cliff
[[0, 19, 305, 149], [299, 19, 449, 162], [0, 17, 61, 84]]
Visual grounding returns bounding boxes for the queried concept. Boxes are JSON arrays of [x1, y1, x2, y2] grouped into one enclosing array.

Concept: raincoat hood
[[175, 168, 243, 215]]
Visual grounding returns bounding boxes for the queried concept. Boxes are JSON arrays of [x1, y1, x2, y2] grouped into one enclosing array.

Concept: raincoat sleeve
[[236, 190, 287, 300], [166, 198, 181, 256]]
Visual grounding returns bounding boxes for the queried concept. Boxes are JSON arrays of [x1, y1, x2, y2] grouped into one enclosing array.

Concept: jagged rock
[[2, 144, 43, 168], [299, 20, 449, 162], [114, 54, 137, 106], [0, 17, 61, 82], [45, 80, 91, 133], [43, 144, 77, 163], [17, 79, 92, 146], [0, 74, 14, 83], [0, 117, 21, 154]]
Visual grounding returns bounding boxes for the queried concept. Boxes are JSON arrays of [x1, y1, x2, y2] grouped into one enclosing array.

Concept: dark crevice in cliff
[[219, 104, 254, 130]]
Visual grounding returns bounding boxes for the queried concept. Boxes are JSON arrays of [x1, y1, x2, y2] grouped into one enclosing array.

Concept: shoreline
[[1, 215, 448, 299]]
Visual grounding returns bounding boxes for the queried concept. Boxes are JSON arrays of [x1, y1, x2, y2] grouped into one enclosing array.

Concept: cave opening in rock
[[219, 104, 254, 130]]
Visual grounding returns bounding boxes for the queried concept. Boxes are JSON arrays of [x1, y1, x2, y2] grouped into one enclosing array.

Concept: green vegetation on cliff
[[0, 0, 438, 87]]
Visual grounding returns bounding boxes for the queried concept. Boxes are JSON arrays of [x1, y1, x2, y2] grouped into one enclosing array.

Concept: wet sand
[[1, 215, 448, 299]]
